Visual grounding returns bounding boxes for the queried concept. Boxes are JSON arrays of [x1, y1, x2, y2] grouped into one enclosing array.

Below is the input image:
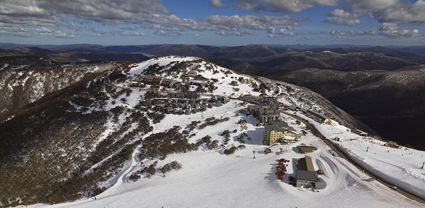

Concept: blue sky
[[1, 0, 425, 46]]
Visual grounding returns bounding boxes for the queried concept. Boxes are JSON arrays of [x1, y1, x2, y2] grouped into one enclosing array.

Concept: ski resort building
[[263, 121, 299, 145], [258, 107, 281, 126], [295, 156, 318, 188], [246, 105, 281, 126]]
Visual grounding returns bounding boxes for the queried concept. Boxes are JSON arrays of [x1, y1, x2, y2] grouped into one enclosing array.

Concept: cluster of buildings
[[130, 75, 182, 89], [130, 73, 229, 115], [143, 93, 229, 115], [245, 103, 299, 145], [239, 95, 280, 106], [131, 74, 209, 91], [241, 96, 322, 189]]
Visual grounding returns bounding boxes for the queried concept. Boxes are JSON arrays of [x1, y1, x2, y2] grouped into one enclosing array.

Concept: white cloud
[[268, 26, 294, 37], [237, 0, 337, 13], [210, 0, 224, 8], [203, 15, 299, 36], [2, 0, 421, 40], [346, 0, 399, 12], [377, 1, 425, 23], [38, 0, 167, 23], [216, 30, 250, 36], [345, 0, 425, 23], [34, 26, 76, 38], [328, 29, 356, 37], [376, 22, 420, 38], [36, 27, 52, 34], [325, 9, 360, 26], [0, 0, 167, 37], [154, 30, 182, 36], [328, 23, 421, 39], [234, 0, 425, 24], [0, 23, 29, 36], [204, 15, 298, 30]]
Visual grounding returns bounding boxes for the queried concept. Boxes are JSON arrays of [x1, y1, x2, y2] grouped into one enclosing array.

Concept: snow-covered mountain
[[0, 58, 116, 121], [0, 56, 424, 208]]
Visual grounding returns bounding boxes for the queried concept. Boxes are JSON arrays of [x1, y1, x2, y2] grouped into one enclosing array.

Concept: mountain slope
[[0, 56, 424, 208], [280, 68, 425, 150], [0, 57, 113, 121]]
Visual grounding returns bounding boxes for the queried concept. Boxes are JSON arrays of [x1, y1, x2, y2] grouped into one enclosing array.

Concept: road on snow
[[284, 112, 425, 205]]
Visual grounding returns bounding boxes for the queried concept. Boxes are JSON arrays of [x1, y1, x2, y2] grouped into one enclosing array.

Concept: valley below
[[274, 68, 425, 150]]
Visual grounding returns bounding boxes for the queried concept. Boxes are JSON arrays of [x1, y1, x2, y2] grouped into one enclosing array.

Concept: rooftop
[[264, 120, 289, 132], [297, 156, 315, 172], [258, 106, 280, 115], [296, 170, 318, 182], [297, 146, 318, 154], [264, 120, 296, 132], [296, 156, 318, 182]]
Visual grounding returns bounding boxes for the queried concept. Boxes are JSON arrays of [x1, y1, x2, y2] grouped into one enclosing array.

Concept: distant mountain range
[[1, 42, 425, 51]]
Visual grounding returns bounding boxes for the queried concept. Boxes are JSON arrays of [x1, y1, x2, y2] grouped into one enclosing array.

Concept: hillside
[[3, 44, 422, 150], [0, 57, 114, 121], [280, 68, 425, 150], [0, 56, 424, 208]]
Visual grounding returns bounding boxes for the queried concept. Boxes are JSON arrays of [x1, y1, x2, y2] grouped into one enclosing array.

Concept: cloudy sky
[[1, 0, 425, 46]]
